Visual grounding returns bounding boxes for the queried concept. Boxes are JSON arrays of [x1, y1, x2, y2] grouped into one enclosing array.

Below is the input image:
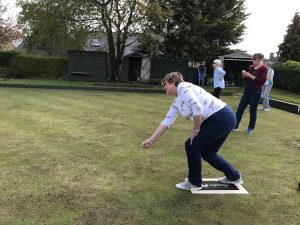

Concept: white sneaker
[[232, 128, 239, 132], [218, 176, 243, 185], [175, 180, 202, 191], [263, 108, 270, 111]]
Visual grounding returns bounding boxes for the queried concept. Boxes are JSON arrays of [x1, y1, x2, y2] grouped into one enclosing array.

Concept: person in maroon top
[[233, 53, 267, 134]]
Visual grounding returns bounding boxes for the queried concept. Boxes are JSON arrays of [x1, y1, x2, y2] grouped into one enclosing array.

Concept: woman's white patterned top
[[161, 82, 226, 128]]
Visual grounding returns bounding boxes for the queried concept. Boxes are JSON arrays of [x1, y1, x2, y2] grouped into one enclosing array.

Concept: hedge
[[273, 60, 300, 93], [10, 54, 68, 79], [0, 51, 20, 67]]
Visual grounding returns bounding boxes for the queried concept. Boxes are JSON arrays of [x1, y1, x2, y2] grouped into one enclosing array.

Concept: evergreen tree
[[278, 12, 300, 62], [141, 0, 248, 61]]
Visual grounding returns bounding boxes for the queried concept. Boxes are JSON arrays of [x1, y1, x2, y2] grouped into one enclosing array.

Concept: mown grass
[[0, 79, 155, 88], [0, 78, 299, 104], [0, 87, 299, 225]]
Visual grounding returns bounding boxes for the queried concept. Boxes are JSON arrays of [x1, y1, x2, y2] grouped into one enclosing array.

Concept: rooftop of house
[[219, 51, 253, 59]]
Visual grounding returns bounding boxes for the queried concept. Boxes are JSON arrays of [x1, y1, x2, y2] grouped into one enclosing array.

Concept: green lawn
[[0, 78, 155, 88], [0, 88, 299, 225], [0, 78, 299, 104]]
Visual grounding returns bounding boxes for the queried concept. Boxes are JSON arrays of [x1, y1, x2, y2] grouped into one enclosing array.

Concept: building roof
[[219, 51, 252, 59], [85, 35, 140, 57]]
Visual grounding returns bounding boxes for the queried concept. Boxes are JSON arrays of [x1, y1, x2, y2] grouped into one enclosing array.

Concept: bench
[[71, 71, 91, 76], [0, 67, 10, 80]]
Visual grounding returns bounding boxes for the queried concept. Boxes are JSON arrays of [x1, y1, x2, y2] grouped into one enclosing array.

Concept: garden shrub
[[10, 54, 68, 79], [273, 60, 300, 93], [0, 51, 20, 67]]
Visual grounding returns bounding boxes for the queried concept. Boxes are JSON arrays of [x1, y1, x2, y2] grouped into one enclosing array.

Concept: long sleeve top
[[213, 67, 226, 88], [161, 82, 226, 128], [245, 65, 268, 90]]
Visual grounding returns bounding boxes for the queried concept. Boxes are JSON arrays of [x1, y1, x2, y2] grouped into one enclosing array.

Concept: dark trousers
[[213, 87, 222, 99], [185, 106, 240, 186], [235, 89, 261, 130], [199, 79, 204, 87]]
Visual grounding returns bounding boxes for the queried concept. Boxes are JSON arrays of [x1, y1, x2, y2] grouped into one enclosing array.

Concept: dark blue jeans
[[235, 88, 261, 130], [199, 79, 204, 87], [213, 87, 222, 99], [185, 106, 240, 186]]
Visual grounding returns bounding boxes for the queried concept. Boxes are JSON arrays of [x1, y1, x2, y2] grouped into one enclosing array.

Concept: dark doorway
[[224, 59, 252, 86], [128, 57, 142, 81]]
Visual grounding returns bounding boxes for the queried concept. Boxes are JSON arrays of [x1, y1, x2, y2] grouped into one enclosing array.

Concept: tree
[[17, 0, 145, 81], [17, 0, 91, 57], [90, 0, 144, 81], [278, 12, 300, 62], [0, 0, 21, 49], [17, 0, 247, 80], [140, 0, 248, 61]]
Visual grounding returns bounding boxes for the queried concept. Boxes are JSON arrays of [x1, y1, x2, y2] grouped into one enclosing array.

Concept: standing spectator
[[260, 62, 274, 111], [233, 53, 267, 135], [212, 59, 226, 98], [198, 63, 206, 87]]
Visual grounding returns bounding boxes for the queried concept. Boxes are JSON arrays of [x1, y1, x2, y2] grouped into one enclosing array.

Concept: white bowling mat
[[191, 178, 248, 194]]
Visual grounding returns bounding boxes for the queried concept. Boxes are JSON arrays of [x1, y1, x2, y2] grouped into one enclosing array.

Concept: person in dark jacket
[[198, 63, 206, 87], [233, 53, 267, 135]]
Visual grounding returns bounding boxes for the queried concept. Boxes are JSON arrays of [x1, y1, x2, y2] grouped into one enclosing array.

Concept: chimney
[[269, 52, 274, 59]]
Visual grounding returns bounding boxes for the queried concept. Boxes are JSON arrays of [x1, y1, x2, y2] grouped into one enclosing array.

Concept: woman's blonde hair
[[161, 72, 185, 87]]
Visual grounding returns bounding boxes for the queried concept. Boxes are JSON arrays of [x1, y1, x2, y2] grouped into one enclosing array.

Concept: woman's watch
[[193, 129, 200, 132]]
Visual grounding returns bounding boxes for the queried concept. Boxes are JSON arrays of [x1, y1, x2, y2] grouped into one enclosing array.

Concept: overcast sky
[[2, 0, 300, 58], [231, 0, 300, 58]]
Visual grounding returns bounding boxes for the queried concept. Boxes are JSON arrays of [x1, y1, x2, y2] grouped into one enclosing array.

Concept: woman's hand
[[242, 70, 255, 80], [241, 70, 247, 78], [141, 138, 154, 149], [188, 129, 199, 145], [141, 124, 168, 149]]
